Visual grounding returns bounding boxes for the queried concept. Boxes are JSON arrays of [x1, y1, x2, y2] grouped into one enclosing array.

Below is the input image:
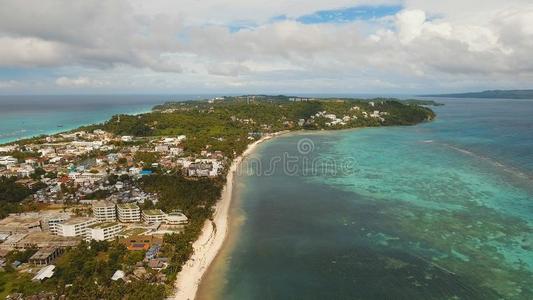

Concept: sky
[[1, 0, 533, 95]]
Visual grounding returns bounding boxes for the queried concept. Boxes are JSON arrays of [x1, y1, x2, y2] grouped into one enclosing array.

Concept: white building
[[170, 147, 184, 156], [86, 222, 122, 241], [17, 165, 35, 177], [155, 145, 170, 153], [324, 114, 337, 120], [0, 156, 18, 166], [92, 200, 116, 222], [111, 270, 125, 281], [56, 217, 97, 238], [71, 172, 106, 184], [117, 203, 141, 223], [142, 209, 166, 224], [165, 211, 188, 225], [41, 213, 71, 235], [162, 137, 176, 144], [0, 146, 17, 153]]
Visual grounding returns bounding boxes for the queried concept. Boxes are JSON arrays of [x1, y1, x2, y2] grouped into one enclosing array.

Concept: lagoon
[[200, 98, 533, 299]]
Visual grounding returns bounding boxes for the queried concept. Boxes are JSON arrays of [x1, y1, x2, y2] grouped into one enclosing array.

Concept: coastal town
[[0, 96, 435, 299], [0, 125, 229, 288]]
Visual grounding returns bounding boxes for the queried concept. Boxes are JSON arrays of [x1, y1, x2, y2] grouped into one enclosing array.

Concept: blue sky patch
[[270, 15, 289, 22], [0, 68, 56, 80], [228, 20, 258, 32], [297, 5, 402, 24]]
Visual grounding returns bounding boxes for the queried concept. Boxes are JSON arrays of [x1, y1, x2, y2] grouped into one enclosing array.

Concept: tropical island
[[0, 96, 434, 299]]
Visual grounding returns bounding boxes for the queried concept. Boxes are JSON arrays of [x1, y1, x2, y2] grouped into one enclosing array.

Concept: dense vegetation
[[0, 176, 38, 218], [2, 240, 165, 299], [90, 97, 434, 156], [140, 174, 223, 277]]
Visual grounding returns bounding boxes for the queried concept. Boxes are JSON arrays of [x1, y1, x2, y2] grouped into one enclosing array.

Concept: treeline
[[139, 174, 222, 215], [139, 174, 223, 278], [0, 176, 37, 218]]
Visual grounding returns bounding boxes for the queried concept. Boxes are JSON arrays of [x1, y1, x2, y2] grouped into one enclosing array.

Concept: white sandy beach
[[171, 131, 288, 300]]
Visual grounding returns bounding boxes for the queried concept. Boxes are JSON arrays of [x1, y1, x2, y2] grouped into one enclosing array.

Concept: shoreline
[[171, 131, 289, 300], [0, 106, 153, 146]]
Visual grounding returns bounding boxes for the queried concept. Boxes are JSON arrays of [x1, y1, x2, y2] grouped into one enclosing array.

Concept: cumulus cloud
[[207, 62, 251, 76], [1, 0, 533, 92], [0, 37, 66, 67], [55, 76, 108, 88], [395, 9, 426, 43], [0, 0, 183, 70]]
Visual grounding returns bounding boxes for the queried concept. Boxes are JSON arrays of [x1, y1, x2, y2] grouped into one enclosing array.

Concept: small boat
[[57, 124, 64, 128]]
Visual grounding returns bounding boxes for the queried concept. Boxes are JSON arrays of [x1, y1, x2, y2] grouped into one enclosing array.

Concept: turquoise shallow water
[[212, 99, 533, 299], [0, 94, 212, 144]]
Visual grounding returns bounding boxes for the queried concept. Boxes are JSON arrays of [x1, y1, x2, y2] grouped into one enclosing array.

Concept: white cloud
[[0, 37, 66, 67], [395, 9, 426, 43], [55, 76, 108, 88], [1, 0, 533, 93]]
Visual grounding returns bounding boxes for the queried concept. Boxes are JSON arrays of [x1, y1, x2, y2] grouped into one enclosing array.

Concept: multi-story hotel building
[[117, 203, 141, 223], [86, 222, 122, 241], [56, 217, 97, 238], [142, 209, 166, 224], [92, 200, 116, 222]]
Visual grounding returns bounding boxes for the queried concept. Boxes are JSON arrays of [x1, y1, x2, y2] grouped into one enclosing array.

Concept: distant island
[[422, 89, 533, 99]]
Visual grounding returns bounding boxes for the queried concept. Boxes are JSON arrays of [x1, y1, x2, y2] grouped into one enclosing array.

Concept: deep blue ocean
[[0, 94, 212, 144], [201, 98, 533, 300]]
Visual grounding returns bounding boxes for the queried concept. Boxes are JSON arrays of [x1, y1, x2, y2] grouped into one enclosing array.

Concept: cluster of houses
[[308, 105, 389, 127], [0, 102, 283, 294], [0, 130, 115, 181], [0, 129, 229, 284], [0, 129, 227, 207], [288, 97, 314, 102], [313, 111, 355, 126]]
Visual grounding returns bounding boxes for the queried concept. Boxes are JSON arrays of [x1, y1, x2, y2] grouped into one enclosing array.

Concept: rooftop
[[117, 203, 140, 210], [32, 265, 55, 281], [30, 247, 58, 260], [111, 270, 125, 281], [168, 211, 186, 217], [62, 217, 95, 225], [121, 228, 149, 237], [22, 232, 82, 245], [92, 200, 115, 208], [143, 209, 165, 216]]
